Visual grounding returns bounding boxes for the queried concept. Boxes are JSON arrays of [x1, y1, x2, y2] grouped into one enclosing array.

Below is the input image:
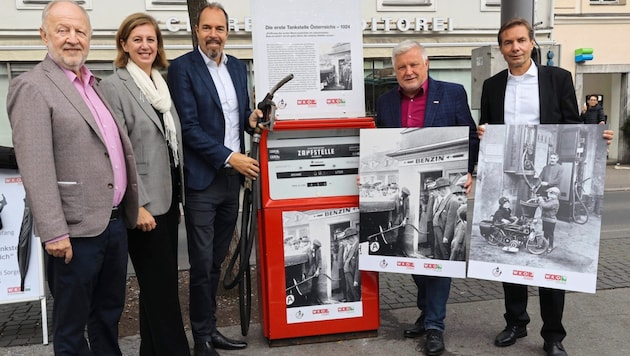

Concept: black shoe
[[544, 341, 568, 356], [425, 329, 445, 356], [210, 330, 247, 350], [494, 325, 527, 347], [193, 341, 219, 356], [403, 316, 426, 338]]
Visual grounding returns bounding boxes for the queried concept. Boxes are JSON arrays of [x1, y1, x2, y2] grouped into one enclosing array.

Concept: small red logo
[[297, 99, 317, 105], [337, 306, 353, 312], [545, 274, 566, 281], [513, 270, 534, 278], [312, 308, 330, 315], [7, 287, 22, 294], [4, 177, 22, 184], [397, 261, 415, 268], [326, 98, 346, 105]]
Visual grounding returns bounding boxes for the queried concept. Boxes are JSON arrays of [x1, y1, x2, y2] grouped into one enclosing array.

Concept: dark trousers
[[502, 283, 566, 343], [47, 218, 128, 356], [185, 173, 240, 343], [542, 221, 556, 248], [128, 198, 190, 356]]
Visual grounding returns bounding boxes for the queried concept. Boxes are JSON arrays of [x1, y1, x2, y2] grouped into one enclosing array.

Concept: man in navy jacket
[[375, 40, 478, 356]]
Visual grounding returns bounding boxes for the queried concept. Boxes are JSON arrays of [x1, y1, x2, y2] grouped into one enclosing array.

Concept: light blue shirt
[[504, 59, 540, 125]]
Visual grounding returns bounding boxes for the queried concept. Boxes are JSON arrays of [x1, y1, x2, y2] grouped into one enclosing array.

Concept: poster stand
[[0, 169, 48, 345]]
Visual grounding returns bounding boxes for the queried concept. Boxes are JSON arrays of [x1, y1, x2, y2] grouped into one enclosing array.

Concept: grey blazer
[[7, 56, 139, 242], [99, 67, 184, 216]]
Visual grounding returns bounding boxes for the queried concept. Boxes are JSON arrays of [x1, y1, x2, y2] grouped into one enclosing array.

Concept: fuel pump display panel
[[267, 135, 360, 200]]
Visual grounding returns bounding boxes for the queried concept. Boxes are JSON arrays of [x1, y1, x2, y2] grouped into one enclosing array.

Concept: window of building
[[377, 0, 435, 12], [481, 0, 501, 11], [145, 0, 187, 11], [17, 0, 90, 10], [589, 0, 626, 4]]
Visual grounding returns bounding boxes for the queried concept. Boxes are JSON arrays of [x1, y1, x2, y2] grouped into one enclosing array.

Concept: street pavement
[[1, 164, 628, 355]]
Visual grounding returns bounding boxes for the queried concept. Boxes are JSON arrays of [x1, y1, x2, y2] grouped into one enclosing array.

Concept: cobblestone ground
[[2, 236, 629, 347]]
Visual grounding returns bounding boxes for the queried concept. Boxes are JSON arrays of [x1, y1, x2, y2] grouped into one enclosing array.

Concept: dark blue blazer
[[480, 65, 581, 125], [168, 50, 253, 190], [375, 77, 479, 173]]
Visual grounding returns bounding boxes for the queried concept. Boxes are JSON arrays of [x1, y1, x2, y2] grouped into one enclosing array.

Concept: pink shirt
[[62, 65, 127, 207], [400, 80, 428, 128]]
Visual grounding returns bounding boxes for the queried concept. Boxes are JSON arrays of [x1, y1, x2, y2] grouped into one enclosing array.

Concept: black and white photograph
[[358, 127, 469, 277], [319, 42, 353, 91], [468, 124, 608, 293], [282, 207, 363, 323]]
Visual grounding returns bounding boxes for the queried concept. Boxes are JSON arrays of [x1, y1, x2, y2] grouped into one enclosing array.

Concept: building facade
[[1, 0, 627, 162]]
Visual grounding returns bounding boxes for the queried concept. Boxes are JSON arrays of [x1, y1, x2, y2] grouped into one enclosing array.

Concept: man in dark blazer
[[478, 17, 614, 356], [7, 1, 138, 354], [375, 40, 478, 356], [167, 3, 261, 355]]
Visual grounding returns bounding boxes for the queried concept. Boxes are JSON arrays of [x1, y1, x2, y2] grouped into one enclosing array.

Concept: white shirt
[[504, 59, 540, 125], [199, 48, 240, 165]]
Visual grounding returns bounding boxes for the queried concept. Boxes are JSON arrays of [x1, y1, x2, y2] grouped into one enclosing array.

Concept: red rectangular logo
[[4, 177, 22, 184], [513, 270, 534, 278], [397, 261, 415, 268]]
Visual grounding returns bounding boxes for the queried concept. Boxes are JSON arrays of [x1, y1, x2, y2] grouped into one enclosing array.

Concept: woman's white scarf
[[126, 60, 180, 167]]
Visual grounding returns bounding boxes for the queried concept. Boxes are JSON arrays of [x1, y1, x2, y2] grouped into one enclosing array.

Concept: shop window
[[377, 0, 435, 12], [145, 0, 187, 11], [17, 0, 90, 10]]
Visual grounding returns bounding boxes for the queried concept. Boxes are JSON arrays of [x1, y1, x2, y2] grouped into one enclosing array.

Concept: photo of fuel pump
[[468, 124, 608, 293]]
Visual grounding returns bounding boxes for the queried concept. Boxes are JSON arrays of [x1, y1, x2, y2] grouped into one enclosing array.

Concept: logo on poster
[[492, 266, 502, 277], [297, 99, 317, 106], [7, 286, 23, 294], [295, 310, 304, 319], [326, 98, 346, 106], [397, 261, 414, 269], [338, 306, 355, 313], [313, 308, 330, 315], [424, 263, 442, 271], [4, 177, 22, 184], [379, 259, 388, 268], [513, 270, 534, 279], [545, 274, 567, 283]]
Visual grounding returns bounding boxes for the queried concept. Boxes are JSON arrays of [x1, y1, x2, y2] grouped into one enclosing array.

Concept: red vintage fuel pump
[[255, 116, 379, 343]]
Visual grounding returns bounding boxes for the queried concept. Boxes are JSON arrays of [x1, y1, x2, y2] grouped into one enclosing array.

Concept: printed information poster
[[283, 207, 363, 323], [251, 0, 366, 119], [358, 127, 469, 278], [0, 169, 43, 304], [468, 125, 607, 293]]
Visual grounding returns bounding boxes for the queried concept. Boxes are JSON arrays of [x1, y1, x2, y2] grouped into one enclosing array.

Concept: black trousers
[[502, 282, 566, 343], [185, 172, 240, 343], [47, 218, 127, 355], [128, 198, 190, 356]]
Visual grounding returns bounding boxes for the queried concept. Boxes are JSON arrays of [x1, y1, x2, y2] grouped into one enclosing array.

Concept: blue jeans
[[411, 275, 452, 331]]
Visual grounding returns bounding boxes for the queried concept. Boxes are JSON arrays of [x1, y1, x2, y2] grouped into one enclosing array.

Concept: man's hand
[[229, 152, 260, 180], [248, 109, 265, 132], [45, 238, 73, 264], [477, 124, 486, 139], [464, 173, 473, 196], [603, 129, 614, 145], [137, 206, 156, 232]]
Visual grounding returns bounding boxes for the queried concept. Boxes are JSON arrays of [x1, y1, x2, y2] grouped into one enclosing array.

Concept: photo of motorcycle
[[478, 198, 549, 255]]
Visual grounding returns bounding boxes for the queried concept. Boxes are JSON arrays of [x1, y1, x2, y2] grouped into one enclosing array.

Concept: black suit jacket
[[480, 65, 581, 125]]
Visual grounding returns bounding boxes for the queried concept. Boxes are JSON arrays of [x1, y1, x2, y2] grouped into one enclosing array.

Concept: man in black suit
[[478, 17, 614, 356]]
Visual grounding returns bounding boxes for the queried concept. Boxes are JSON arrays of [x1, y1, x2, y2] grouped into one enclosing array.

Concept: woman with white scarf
[[99, 13, 189, 356]]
